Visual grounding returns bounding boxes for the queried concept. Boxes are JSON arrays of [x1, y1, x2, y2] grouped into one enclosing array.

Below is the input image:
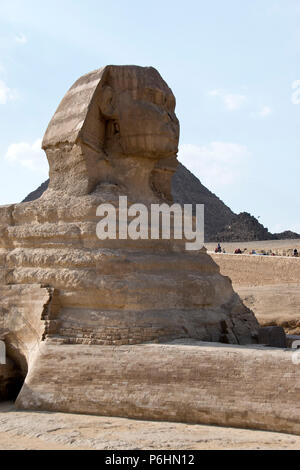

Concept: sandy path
[[0, 402, 299, 450]]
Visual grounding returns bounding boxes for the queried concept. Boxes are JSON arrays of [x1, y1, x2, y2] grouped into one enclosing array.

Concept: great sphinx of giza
[[0, 66, 299, 435]]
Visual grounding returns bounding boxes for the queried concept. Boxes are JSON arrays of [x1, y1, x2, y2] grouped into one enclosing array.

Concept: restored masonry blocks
[[0, 65, 299, 435]]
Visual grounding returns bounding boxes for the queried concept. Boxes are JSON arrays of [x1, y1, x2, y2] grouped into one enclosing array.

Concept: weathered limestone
[[42, 66, 179, 201], [17, 341, 300, 436], [211, 253, 300, 287], [1, 65, 299, 434], [211, 253, 300, 334], [0, 285, 56, 374]]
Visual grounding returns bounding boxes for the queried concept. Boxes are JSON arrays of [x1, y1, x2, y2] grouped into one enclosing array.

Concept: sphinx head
[[99, 66, 179, 158], [43, 65, 179, 197]]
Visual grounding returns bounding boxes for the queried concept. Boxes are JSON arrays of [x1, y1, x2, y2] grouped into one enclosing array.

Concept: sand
[[0, 402, 299, 450]]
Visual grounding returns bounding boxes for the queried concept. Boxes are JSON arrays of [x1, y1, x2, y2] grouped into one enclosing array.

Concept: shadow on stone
[[0, 357, 24, 402], [258, 326, 287, 348]]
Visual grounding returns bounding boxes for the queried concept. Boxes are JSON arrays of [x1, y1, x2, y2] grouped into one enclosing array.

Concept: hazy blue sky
[[0, 0, 299, 233]]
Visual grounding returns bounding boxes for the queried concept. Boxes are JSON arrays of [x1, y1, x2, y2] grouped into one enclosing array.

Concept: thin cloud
[[178, 142, 250, 192], [15, 33, 27, 44], [0, 80, 17, 104], [272, 222, 300, 234], [291, 80, 300, 104], [5, 138, 49, 176], [209, 89, 247, 111], [250, 106, 272, 119], [259, 106, 272, 117]]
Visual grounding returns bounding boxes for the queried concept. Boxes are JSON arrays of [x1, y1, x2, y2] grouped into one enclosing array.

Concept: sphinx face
[[43, 66, 180, 196], [104, 67, 180, 159]]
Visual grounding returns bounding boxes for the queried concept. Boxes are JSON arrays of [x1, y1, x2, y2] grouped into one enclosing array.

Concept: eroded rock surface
[[210, 252, 300, 334]]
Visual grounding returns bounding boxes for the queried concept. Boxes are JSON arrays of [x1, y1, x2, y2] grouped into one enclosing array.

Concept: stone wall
[[211, 253, 300, 286], [17, 340, 300, 435], [211, 253, 300, 334]]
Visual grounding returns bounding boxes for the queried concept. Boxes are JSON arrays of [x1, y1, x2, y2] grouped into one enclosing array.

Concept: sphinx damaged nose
[[166, 116, 180, 140], [170, 113, 179, 125], [162, 110, 177, 124]]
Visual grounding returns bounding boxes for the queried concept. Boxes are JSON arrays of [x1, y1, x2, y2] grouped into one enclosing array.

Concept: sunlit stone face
[[103, 66, 180, 159], [43, 65, 180, 196]]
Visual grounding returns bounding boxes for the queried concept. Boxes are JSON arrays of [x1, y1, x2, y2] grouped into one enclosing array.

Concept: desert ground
[[0, 402, 299, 450]]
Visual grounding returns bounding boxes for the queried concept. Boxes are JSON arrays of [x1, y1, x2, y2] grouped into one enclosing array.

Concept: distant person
[[234, 248, 242, 254], [215, 243, 222, 253], [294, 248, 299, 257]]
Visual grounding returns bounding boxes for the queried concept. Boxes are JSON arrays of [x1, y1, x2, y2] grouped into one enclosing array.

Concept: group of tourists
[[214, 244, 300, 257], [215, 244, 242, 254]]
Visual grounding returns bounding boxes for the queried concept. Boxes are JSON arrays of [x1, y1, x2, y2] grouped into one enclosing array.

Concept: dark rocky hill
[[214, 212, 275, 242], [273, 230, 300, 240], [22, 163, 299, 242], [22, 180, 49, 203]]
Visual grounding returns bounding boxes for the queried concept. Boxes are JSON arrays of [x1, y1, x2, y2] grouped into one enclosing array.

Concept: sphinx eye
[[149, 91, 156, 103], [113, 122, 120, 134], [145, 88, 160, 105], [166, 94, 175, 111]]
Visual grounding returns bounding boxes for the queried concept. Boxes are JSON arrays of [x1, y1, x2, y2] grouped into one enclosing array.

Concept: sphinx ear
[[99, 86, 116, 118]]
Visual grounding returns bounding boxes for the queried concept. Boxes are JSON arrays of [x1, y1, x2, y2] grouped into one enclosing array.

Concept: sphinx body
[[1, 66, 298, 435]]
